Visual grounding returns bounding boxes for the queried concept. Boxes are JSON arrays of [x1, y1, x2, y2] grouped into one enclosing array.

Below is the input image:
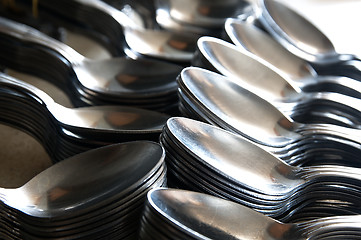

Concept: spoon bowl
[[257, 0, 358, 64]]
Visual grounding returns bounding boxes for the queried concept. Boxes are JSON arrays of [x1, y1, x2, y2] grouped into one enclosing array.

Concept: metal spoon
[[155, 0, 248, 28], [224, 19, 361, 98], [257, 0, 359, 65]]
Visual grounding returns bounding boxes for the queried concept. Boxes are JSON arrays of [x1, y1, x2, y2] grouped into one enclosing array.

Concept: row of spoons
[[0, 16, 184, 114], [140, 188, 361, 239], [0, 141, 166, 239], [0, 72, 169, 162], [177, 66, 361, 167]]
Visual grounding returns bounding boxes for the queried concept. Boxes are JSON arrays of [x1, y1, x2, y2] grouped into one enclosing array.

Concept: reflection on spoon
[[0, 73, 170, 135], [0, 141, 164, 218], [257, 0, 358, 64]]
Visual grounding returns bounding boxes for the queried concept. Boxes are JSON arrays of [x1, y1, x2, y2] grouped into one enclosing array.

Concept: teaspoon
[[257, 0, 361, 66]]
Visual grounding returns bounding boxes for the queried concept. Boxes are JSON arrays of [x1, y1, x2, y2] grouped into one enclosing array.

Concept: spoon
[[257, 0, 360, 65], [224, 19, 361, 98], [19, 0, 199, 62], [178, 67, 361, 148], [193, 37, 361, 128], [141, 188, 361, 240]]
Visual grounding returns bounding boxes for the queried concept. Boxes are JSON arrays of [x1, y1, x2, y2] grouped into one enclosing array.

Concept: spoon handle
[[301, 165, 361, 187], [297, 215, 361, 238], [312, 59, 361, 81], [297, 123, 361, 145], [0, 16, 84, 64]]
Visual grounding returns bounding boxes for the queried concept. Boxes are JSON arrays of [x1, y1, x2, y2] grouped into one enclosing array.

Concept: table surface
[[1, 0, 360, 187]]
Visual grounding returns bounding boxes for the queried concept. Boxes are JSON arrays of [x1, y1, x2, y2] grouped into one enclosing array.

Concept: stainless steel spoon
[[257, 0, 359, 65], [154, 0, 250, 28]]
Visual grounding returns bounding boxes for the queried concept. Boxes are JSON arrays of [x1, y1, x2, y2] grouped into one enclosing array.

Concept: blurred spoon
[[257, 0, 360, 65], [19, 0, 199, 62]]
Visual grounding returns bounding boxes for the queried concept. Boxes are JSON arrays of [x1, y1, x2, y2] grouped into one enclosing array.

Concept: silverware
[[0, 16, 183, 112], [0, 72, 170, 162], [192, 36, 361, 128], [0, 141, 166, 239], [224, 19, 361, 99], [140, 188, 361, 239], [177, 67, 361, 167]]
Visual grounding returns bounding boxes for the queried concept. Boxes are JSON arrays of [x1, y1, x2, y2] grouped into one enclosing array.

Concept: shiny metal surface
[[257, 0, 356, 64], [0, 141, 167, 239], [17, 0, 199, 62], [224, 19, 361, 99], [164, 117, 304, 196], [193, 36, 361, 128], [141, 188, 361, 239], [155, 0, 249, 28]]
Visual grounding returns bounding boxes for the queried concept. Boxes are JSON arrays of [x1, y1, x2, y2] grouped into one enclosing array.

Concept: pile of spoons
[[177, 67, 361, 167], [192, 36, 361, 128], [0, 141, 167, 239], [160, 117, 361, 222], [248, 0, 361, 79], [154, 0, 253, 36], [139, 188, 361, 239], [12, 0, 199, 63], [0, 72, 170, 162], [0, 17, 183, 113]]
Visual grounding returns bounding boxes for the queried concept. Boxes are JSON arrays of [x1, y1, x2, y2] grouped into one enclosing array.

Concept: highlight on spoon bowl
[[257, 0, 352, 64]]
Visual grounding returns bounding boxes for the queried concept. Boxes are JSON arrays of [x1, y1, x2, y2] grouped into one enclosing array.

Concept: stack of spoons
[[12, 0, 199, 63], [160, 117, 361, 222], [177, 67, 361, 167], [139, 188, 361, 239], [0, 72, 170, 162], [192, 36, 361, 128], [0, 141, 167, 239], [0, 16, 183, 113]]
